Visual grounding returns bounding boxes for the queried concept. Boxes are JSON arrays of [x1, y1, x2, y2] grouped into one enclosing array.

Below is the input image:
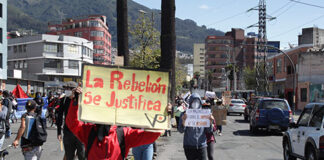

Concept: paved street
[[3, 115, 290, 160]]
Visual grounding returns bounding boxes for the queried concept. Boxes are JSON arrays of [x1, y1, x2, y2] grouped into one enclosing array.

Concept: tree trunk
[[161, 0, 176, 103], [117, 0, 129, 66]]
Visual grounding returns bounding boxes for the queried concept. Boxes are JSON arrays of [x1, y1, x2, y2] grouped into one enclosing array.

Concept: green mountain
[[7, 0, 224, 53]]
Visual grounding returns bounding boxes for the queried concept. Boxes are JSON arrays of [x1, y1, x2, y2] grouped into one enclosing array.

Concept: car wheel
[[283, 140, 296, 160], [306, 145, 317, 160]]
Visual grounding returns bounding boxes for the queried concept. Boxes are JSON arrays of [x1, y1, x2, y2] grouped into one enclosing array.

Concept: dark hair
[[2, 90, 9, 97]]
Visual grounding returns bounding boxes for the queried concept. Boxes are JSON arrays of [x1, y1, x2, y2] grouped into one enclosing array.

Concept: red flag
[[12, 84, 29, 98]]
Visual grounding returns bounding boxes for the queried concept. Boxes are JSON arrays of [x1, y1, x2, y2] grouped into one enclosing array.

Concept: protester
[[178, 93, 214, 160], [33, 92, 44, 116], [65, 86, 165, 160], [56, 81, 85, 160], [2, 90, 12, 138], [132, 142, 154, 160], [213, 98, 226, 136], [0, 99, 8, 149], [202, 99, 217, 160], [9, 93, 18, 123], [12, 100, 46, 160], [174, 98, 187, 127]]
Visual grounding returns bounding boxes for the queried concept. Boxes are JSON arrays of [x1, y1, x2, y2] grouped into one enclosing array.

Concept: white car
[[227, 99, 246, 115], [283, 103, 324, 160]]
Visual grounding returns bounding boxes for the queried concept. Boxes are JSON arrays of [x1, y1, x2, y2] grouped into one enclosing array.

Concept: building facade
[[48, 15, 111, 65], [0, 0, 7, 89], [8, 34, 93, 84], [298, 27, 324, 48], [193, 43, 205, 79]]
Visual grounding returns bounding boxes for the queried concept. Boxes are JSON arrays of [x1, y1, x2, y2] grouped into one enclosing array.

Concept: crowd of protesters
[[0, 82, 229, 160]]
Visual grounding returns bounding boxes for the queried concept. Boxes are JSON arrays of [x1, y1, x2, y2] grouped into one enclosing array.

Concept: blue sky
[[133, 0, 324, 50]]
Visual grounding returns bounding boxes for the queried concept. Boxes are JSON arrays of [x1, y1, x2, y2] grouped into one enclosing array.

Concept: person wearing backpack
[[12, 100, 47, 160], [0, 99, 8, 149], [65, 87, 165, 160], [2, 90, 12, 138]]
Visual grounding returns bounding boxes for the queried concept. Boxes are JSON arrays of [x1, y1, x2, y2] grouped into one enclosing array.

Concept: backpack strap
[[116, 127, 125, 160], [86, 127, 97, 159]]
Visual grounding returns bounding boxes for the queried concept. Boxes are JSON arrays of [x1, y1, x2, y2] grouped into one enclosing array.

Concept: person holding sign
[[212, 98, 227, 136], [178, 93, 214, 160], [65, 87, 164, 160]]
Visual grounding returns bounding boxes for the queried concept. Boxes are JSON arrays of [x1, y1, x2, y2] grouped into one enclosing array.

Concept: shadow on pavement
[[234, 119, 248, 123], [233, 129, 283, 137]]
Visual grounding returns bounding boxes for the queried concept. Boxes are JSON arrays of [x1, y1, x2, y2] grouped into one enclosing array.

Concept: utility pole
[[161, 0, 176, 103], [117, 0, 129, 66]]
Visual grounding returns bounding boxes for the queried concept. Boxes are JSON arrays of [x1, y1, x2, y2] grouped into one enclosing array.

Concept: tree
[[175, 58, 187, 94], [129, 13, 160, 69], [243, 63, 267, 93]]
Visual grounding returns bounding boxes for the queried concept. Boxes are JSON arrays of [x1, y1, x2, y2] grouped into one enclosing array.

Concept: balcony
[[43, 68, 64, 74]]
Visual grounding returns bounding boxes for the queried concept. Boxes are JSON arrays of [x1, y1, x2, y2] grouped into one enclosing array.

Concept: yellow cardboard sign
[[80, 64, 170, 129]]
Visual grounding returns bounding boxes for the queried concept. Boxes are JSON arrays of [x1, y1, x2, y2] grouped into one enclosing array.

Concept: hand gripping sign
[[80, 64, 170, 130]]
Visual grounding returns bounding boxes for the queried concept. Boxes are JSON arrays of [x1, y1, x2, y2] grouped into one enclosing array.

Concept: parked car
[[227, 99, 246, 116], [244, 96, 268, 121], [283, 103, 324, 160], [249, 98, 293, 133]]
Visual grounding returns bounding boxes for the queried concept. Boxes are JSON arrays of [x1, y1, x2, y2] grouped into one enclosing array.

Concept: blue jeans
[[132, 143, 154, 160]]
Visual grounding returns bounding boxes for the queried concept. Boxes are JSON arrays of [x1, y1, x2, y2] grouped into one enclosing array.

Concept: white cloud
[[199, 4, 210, 10]]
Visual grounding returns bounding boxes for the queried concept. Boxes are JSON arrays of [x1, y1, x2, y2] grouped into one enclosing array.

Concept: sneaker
[[219, 133, 222, 136]]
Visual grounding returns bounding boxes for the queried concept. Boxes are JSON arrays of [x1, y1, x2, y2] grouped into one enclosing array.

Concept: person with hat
[[12, 100, 43, 159], [56, 81, 85, 160]]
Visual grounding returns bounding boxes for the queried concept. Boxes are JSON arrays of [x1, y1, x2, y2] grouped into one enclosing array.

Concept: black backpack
[[86, 126, 125, 160], [29, 116, 47, 146]]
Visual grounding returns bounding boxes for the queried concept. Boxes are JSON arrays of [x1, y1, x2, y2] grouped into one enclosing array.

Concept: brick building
[[48, 15, 112, 65]]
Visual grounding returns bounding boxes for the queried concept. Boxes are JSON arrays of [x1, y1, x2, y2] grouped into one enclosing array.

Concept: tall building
[[7, 34, 93, 85], [0, 0, 7, 89], [48, 15, 111, 65], [298, 27, 324, 48], [193, 43, 205, 79]]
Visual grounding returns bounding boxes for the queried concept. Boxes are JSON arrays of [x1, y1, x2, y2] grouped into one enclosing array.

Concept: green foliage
[[175, 58, 187, 93], [243, 67, 257, 90], [129, 13, 160, 69], [7, 0, 224, 53]]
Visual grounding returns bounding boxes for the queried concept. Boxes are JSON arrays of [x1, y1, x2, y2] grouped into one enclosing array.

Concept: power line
[[270, 1, 291, 15], [206, 11, 247, 27], [290, 0, 324, 9], [274, 2, 296, 18], [269, 13, 324, 39]]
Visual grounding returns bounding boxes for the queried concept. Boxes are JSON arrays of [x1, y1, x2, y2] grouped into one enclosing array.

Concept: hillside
[[7, 0, 224, 53]]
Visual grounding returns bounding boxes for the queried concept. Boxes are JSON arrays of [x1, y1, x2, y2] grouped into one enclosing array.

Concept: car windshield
[[261, 100, 288, 110], [231, 100, 244, 104]]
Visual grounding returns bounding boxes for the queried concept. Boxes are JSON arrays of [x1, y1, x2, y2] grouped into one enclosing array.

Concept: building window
[[74, 32, 83, 37], [44, 43, 58, 53], [23, 45, 27, 52], [89, 20, 101, 27], [8, 46, 11, 51], [68, 45, 78, 54], [44, 59, 61, 68], [93, 41, 104, 46], [68, 60, 79, 69], [19, 61, 24, 69], [0, 28, 2, 43], [0, 3, 2, 18], [90, 31, 104, 37], [0, 53, 2, 69], [94, 49, 104, 54], [301, 88, 307, 102], [15, 61, 19, 69], [276, 59, 282, 73]]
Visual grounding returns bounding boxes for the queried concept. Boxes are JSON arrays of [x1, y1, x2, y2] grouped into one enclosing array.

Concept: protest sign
[[184, 109, 211, 127], [80, 64, 170, 129], [212, 108, 227, 125]]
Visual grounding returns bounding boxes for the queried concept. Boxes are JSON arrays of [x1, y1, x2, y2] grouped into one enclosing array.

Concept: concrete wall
[[0, 0, 7, 81], [298, 52, 324, 84]]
